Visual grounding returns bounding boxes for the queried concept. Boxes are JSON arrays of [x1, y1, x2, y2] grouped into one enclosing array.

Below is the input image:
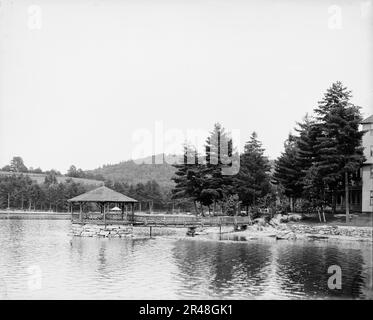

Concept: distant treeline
[[0, 169, 173, 212], [1, 157, 106, 181], [0, 172, 89, 212], [1, 155, 176, 189]]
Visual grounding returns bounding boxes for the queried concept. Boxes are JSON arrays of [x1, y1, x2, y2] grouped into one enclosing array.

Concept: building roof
[[68, 186, 138, 203], [362, 115, 373, 124]]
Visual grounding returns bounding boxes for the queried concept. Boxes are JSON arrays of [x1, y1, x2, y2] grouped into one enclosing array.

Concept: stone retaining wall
[[287, 224, 373, 239], [72, 223, 133, 238]]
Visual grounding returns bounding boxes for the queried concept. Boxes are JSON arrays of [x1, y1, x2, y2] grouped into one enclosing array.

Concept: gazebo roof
[[362, 115, 373, 124], [68, 186, 138, 203]]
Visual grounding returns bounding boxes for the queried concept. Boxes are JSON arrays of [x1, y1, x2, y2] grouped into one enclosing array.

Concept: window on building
[[371, 165, 373, 179], [371, 146, 373, 157], [371, 191, 373, 206]]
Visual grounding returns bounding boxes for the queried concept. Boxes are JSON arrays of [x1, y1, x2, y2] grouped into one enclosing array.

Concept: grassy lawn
[[299, 213, 373, 227]]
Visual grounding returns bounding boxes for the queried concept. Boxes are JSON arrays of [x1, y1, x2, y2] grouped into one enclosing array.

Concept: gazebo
[[68, 186, 138, 225]]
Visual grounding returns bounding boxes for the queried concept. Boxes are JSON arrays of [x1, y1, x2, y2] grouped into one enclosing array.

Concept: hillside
[[0, 171, 104, 187], [86, 154, 276, 190], [86, 154, 178, 189]]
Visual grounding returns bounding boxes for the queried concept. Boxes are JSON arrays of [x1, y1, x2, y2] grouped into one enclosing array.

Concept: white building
[[362, 115, 373, 213]]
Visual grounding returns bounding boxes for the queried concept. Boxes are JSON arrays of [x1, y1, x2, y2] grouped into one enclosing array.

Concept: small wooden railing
[[135, 215, 251, 226], [72, 213, 252, 227]]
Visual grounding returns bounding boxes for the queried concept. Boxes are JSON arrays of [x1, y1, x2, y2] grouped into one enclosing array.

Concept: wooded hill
[[86, 154, 178, 189]]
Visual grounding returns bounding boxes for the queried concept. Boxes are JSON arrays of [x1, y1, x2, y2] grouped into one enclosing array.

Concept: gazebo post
[[79, 203, 82, 222], [132, 202, 135, 223], [103, 202, 107, 228], [121, 202, 124, 221]]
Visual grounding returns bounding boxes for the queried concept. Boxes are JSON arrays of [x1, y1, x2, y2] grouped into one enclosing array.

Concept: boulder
[[81, 232, 94, 237], [253, 217, 266, 226], [268, 218, 280, 227], [186, 227, 196, 236], [288, 213, 302, 222], [269, 214, 290, 225], [276, 231, 296, 240]]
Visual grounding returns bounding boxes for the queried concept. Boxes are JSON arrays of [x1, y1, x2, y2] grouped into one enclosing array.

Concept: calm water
[[0, 220, 372, 299]]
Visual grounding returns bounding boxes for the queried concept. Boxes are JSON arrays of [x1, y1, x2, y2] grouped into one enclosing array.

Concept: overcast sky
[[0, 0, 372, 172]]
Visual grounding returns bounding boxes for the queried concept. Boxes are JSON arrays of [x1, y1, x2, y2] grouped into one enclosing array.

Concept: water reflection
[[275, 243, 365, 298], [0, 220, 371, 299], [172, 241, 272, 298]]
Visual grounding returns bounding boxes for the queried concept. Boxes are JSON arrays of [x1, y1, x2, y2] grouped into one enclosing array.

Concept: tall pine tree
[[273, 134, 303, 211], [201, 123, 234, 215], [172, 144, 204, 215], [294, 115, 326, 210], [234, 132, 271, 214], [313, 82, 365, 222]]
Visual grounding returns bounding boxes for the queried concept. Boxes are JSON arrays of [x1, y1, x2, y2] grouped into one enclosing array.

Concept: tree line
[[1, 157, 105, 181], [0, 172, 87, 211], [171, 82, 366, 219], [172, 124, 273, 216], [0, 162, 171, 212]]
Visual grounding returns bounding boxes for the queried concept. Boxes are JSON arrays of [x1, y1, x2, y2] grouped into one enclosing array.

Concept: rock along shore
[[224, 214, 373, 243], [71, 221, 373, 244]]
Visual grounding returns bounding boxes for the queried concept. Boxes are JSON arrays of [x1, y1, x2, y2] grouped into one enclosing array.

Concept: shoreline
[[1, 212, 372, 243], [191, 223, 373, 244], [0, 211, 71, 220], [143, 223, 373, 244], [121, 223, 373, 244]]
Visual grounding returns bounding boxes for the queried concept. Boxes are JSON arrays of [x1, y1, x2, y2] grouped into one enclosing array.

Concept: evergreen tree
[[313, 82, 365, 221], [201, 123, 234, 215], [134, 183, 147, 202], [144, 180, 163, 210], [172, 144, 204, 215], [302, 163, 327, 214], [294, 115, 325, 209], [234, 132, 271, 214], [273, 134, 303, 211], [295, 115, 319, 176]]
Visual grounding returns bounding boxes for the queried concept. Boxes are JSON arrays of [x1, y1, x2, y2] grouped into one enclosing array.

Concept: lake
[[0, 220, 372, 299]]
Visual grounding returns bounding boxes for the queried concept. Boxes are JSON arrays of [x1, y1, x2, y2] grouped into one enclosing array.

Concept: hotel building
[[361, 115, 373, 213]]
